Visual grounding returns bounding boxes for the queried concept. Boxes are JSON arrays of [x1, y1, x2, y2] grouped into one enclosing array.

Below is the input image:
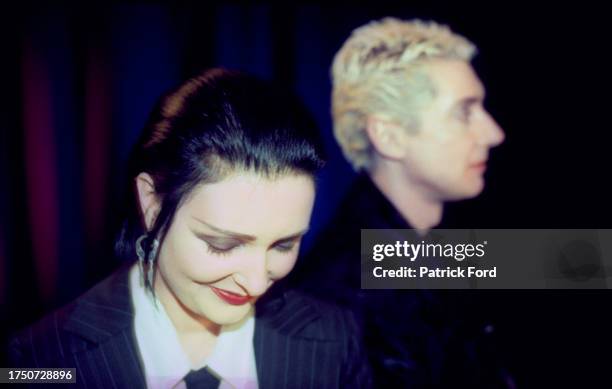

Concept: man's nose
[[477, 110, 505, 147]]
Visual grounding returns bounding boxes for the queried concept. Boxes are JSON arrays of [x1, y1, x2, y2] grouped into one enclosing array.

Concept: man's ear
[[365, 115, 407, 160], [135, 173, 161, 232]]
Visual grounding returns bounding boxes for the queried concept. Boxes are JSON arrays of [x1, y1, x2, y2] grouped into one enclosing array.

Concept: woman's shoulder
[[255, 289, 372, 387], [256, 288, 360, 342], [8, 301, 78, 366], [7, 264, 134, 367]]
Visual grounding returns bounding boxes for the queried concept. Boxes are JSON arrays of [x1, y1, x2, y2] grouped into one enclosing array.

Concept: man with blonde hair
[[331, 17, 504, 230], [292, 18, 510, 387]]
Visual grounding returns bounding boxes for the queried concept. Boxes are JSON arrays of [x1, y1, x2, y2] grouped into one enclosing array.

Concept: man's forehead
[[424, 58, 485, 103]]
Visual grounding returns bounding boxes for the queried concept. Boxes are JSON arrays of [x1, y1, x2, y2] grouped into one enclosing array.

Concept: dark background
[[1, 2, 610, 387]]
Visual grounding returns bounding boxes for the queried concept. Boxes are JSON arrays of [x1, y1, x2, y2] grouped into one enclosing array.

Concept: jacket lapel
[[62, 263, 147, 388]]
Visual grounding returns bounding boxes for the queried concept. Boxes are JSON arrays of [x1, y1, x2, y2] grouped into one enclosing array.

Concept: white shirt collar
[[129, 264, 258, 389]]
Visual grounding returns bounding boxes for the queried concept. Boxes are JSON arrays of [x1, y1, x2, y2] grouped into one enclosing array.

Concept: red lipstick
[[210, 287, 251, 306]]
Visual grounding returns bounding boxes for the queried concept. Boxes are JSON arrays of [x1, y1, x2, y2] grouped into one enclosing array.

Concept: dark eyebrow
[[192, 217, 310, 243], [192, 217, 257, 242], [273, 229, 310, 244]]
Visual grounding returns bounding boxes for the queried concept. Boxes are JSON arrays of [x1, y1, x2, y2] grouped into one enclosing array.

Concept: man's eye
[[458, 106, 471, 122]]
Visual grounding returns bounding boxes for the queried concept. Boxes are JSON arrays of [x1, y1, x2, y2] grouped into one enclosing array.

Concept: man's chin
[[445, 182, 485, 201], [465, 185, 485, 199]]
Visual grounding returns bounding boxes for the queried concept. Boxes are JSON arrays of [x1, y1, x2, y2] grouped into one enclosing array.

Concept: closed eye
[[272, 239, 300, 253], [195, 233, 244, 256], [206, 242, 243, 256]]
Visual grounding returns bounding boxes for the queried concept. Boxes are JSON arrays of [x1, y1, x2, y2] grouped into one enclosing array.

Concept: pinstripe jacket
[[8, 263, 371, 388]]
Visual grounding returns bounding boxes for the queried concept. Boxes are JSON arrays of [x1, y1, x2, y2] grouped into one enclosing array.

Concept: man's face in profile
[[397, 59, 505, 201]]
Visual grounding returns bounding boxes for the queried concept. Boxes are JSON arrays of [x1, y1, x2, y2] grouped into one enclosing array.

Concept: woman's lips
[[210, 286, 251, 306]]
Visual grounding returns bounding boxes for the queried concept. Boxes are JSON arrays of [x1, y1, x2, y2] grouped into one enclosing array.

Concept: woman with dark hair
[[8, 69, 371, 388]]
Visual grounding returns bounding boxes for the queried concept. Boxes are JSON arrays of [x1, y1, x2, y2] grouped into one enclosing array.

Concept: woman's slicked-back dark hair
[[114, 68, 325, 282]]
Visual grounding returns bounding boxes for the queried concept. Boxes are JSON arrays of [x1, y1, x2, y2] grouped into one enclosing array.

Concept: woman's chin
[[200, 302, 253, 326]]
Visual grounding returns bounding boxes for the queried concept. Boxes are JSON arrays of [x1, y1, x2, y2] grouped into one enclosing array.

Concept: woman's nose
[[232, 252, 270, 297]]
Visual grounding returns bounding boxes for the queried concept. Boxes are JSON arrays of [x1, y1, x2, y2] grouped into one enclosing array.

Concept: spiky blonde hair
[[331, 18, 477, 170]]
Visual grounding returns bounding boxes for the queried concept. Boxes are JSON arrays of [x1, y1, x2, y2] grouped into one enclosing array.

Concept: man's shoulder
[[309, 173, 408, 253]]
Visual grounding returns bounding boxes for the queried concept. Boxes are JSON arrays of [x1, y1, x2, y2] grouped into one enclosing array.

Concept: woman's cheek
[[181, 251, 233, 283], [269, 253, 299, 280]]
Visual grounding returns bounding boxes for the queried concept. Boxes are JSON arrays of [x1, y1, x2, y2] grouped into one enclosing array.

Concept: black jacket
[[289, 173, 511, 388], [8, 263, 372, 388]]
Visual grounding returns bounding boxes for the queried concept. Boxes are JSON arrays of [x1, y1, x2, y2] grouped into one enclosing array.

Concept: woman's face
[[151, 171, 315, 327]]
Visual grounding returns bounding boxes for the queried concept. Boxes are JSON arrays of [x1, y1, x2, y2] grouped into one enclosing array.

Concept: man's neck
[[369, 164, 443, 232]]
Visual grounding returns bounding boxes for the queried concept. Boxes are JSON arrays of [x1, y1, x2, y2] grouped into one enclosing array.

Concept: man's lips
[[210, 286, 252, 306], [470, 161, 487, 171]]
